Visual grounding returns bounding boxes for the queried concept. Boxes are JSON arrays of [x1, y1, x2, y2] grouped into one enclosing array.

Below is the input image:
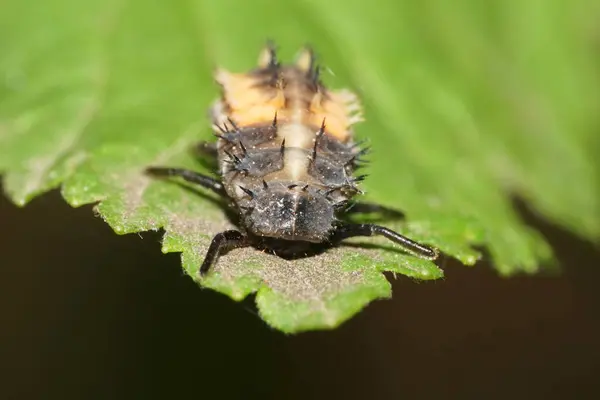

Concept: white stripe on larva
[[278, 123, 313, 181], [278, 99, 314, 181]]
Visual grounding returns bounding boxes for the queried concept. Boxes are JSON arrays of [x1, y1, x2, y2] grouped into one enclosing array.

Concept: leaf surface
[[1, 0, 598, 332]]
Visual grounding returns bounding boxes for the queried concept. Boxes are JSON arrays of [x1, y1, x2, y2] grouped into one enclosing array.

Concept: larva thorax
[[210, 45, 365, 242]]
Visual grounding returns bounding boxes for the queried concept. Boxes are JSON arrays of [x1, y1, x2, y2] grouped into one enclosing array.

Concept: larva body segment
[[210, 46, 364, 243]]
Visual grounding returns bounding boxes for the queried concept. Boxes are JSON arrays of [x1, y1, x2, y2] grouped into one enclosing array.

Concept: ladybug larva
[[147, 43, 438, 275]]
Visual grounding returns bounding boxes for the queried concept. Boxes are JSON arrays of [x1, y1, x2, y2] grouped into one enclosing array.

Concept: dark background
[[1, 188, 599, 400]]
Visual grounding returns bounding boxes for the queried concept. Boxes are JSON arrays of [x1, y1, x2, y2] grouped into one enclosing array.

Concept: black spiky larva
[[146, 43, 439, 275]]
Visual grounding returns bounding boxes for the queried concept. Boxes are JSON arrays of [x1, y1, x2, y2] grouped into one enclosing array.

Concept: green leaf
[[1, 0, 598, 333]]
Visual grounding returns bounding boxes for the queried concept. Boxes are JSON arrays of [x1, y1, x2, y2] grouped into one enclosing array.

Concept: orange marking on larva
[[308, 91, 359, 141], [214, 48, 362, 142], [229, 106, 283, 128], [216, 71, 274, 107], [216, 69, 287, 126]]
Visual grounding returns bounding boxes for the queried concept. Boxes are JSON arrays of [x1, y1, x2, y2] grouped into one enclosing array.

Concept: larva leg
[[333, 223, 438, 260], [199, 230, 249, 275], [145, 167, 226, 197]]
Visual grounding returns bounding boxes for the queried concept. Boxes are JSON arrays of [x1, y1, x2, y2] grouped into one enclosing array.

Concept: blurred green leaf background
[[0, 0, 598, 332]]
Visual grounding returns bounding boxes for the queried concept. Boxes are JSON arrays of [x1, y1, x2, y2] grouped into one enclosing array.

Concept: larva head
[[241, 183, 336, 243]]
